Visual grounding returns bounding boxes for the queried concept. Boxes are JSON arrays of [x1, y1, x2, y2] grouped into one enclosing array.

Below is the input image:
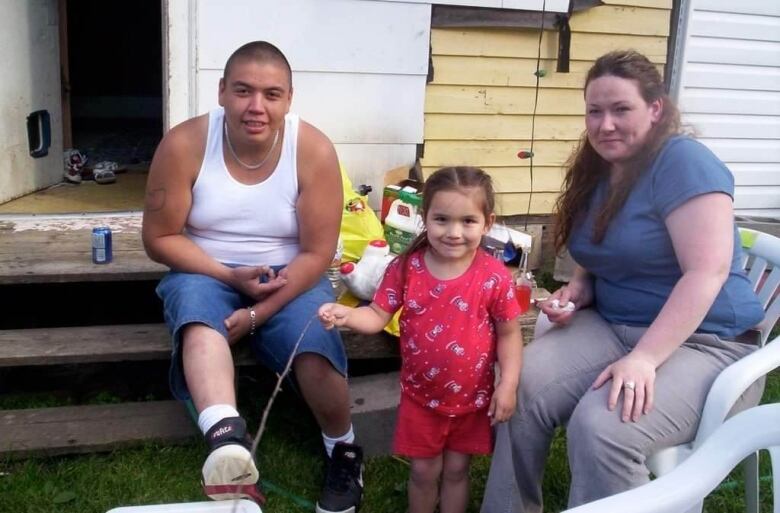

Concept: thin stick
[[231, 314, 318, 513], [251, 315, 317, 455]]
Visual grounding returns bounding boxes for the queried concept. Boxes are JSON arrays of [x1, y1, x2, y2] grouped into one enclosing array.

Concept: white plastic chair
[[644, 227, 780, 513], [561, 404, 780, 513], [106, 499, 261, 512]]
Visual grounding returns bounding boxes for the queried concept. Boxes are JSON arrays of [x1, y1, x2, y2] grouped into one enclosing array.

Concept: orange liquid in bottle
[[515, 283, 532, 314]]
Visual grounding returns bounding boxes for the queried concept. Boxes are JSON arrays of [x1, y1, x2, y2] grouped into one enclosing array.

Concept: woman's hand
[[538, 275, 593, 325], [229, 266, 288, 301], [488, 381, 518, 426], [592, 352, 657, 422]]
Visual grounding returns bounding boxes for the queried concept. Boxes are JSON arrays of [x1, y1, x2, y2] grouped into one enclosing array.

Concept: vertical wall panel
[[675, 2, 780, 216], [193, 0, 431, 206]]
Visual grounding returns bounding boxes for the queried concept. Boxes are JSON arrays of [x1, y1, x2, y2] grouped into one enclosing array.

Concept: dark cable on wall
[[522, 0, 547, 231]]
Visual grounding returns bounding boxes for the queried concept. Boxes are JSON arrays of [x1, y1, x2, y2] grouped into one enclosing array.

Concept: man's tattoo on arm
[[145, 187, 166, 212]]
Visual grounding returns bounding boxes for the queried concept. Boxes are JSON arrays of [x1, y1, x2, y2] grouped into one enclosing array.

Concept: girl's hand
[[318, 303, 352, 330], [488, 381, 518, 426], [592, 353, 657, 422]]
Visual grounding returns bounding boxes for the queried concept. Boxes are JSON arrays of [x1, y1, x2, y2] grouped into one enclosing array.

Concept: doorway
[[0, 0, 162, 215]]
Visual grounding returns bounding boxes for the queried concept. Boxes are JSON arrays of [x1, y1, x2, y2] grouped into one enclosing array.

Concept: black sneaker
[[316, 442, 364, 513], [201, 416, 265, 504]]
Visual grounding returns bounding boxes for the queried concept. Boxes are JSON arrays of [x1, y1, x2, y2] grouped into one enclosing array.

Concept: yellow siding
[[422, 166, 566, 192], [570, 5, 670, 36], [430, 57, 664, 88], [496, 193, 559, 216], [425, 114, 583, 140], [603, 0, 672, 8], [425, 86, 585, 115], [421, 3, 671, 215], [431, 30, 668, 63], [422, 140, 578, 167], [431, 56, 588, 88]]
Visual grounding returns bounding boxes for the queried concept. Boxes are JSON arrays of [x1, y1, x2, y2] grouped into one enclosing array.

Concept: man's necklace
[[223, 120, 279, 170]]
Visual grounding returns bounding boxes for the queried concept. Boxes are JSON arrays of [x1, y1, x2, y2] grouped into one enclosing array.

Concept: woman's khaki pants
[[480, 308, 760, 513]]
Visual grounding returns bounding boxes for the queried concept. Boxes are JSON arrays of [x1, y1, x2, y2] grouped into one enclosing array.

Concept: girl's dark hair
[[553, 50, 682, 253], [398, 166, 495, 274]]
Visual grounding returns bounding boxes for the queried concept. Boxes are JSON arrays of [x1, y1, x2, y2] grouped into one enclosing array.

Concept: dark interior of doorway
[[64, 0, 161, 201]]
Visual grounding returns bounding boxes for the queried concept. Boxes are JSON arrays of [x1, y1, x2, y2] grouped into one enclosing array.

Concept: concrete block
[[522, 224, 545, 270], [349, 372, 399, 456]]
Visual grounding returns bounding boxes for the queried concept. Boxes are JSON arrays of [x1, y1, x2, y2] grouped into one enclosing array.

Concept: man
[[142, 41, 362, 513]]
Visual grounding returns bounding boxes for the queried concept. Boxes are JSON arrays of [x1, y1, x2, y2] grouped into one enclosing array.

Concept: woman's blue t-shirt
[[568, 136, 764, 338]]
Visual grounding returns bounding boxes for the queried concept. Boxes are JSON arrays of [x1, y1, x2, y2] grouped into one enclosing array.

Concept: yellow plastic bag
[[339, 165, 385, 263], [337, 165, 399, 336], [337, 290, 401, 338]]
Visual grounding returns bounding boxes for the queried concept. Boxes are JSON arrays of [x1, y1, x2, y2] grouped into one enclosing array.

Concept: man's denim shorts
[[156, 267, 347, 401]]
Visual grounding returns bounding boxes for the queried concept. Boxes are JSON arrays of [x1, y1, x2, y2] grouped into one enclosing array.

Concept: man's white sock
[[322, 424, 355, 458], [198, 404, 240, 435]]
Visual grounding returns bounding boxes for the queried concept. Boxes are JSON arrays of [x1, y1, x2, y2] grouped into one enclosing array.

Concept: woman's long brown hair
[[554, 50, 682, 253]]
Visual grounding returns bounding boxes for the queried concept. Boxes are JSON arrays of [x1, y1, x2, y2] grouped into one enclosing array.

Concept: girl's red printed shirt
[[374, 248, 521, 416]]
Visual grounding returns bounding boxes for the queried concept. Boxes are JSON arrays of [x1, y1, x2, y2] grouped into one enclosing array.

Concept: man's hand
[[488, 381, 518, 426], [224, 307, 253, 345], [229, 266, 288, 301]]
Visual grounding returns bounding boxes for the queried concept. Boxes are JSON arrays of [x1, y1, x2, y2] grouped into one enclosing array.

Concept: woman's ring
[[623, 381, 636, 391]]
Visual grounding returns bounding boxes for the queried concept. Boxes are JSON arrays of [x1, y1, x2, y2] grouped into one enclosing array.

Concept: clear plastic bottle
[[327, 236, 345, 297], [514, 251, 535, 314], [514, 271, 534, 314]]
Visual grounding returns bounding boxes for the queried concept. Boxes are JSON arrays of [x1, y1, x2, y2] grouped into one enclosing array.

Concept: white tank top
[[185, 108, 300, 266]]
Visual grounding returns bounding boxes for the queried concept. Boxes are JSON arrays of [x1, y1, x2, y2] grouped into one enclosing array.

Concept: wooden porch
[[0, 215, 542, 458]]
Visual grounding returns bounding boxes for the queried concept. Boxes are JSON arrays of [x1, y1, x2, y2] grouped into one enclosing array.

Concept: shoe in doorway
[[63, 148, 87, 184]]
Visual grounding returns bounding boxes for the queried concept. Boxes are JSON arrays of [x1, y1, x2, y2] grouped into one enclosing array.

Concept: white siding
[[168, 0, 569, 207], [674, 0, 780, 217], [189, 0, 431, 207]]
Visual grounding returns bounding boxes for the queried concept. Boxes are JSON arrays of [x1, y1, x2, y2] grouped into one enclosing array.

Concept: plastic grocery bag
[[339, 165, 385, 262]]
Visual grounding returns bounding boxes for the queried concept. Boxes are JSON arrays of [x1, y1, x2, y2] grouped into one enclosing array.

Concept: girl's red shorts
[[393, 394, 493, 458]]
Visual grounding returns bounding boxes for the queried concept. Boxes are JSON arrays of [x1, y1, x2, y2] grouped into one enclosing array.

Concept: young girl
[[319, 166, 523, 513]]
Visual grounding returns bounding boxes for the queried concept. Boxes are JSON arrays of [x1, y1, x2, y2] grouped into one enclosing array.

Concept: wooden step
[[0, 400, 198, 459], [0, 374, 404, 459], [0, 218, 166, 285], [0, 323, 400, 367], [0, 297, 546, 368], [0, 286, 546, 367], [11, 366, 585, 459]]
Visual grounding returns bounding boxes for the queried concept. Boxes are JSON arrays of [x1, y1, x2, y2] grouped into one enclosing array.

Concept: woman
[[481, 50, 764, 512]]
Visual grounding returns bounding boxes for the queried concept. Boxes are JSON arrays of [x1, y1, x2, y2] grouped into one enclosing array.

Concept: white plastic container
[[340, 240, 395, 300], [384, 198, 423, 255], [106, 500, 261, 513]]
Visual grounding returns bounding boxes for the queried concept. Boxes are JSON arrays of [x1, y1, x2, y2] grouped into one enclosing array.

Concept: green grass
[[1, 368, 777, 512]]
